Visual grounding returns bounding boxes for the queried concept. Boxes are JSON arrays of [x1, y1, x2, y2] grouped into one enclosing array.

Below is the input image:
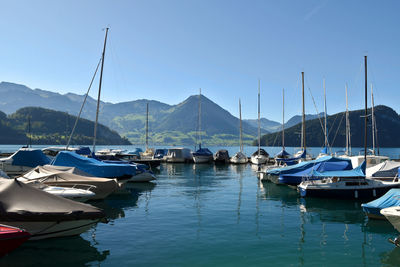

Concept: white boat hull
[[381, 207, 400, 232], [193, 155, 213, 163], [230, 153, 248, 164], [250, 155, 268, 165], [0, 219, 100, 240]]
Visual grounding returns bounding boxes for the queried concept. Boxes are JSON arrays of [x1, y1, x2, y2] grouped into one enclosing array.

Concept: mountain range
[[258, 105, 400, 148]]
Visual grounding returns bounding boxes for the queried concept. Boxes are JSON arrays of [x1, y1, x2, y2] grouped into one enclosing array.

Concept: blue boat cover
[[74, 146, 91, 155], [274, 149, 291, 158], [193, 148, 213, 156], [361, 189, 400, 216], [320, 147, 328, 154], [9, 149, 51, 167], [310, 161, 365, 178], [51, 151, 137, 178], [275, 149, 307, 165], [269, 155, 351, 176]]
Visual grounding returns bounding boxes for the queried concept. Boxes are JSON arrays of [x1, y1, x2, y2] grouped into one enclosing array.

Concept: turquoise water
[[2, 161, 400, 266]]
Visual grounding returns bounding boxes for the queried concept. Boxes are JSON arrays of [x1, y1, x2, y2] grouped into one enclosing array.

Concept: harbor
[[1, 144, 400, 266]]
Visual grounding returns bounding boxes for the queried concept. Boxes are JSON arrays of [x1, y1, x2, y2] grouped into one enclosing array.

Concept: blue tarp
[[51, 151, 137, 178], [310, 161, 365, 178], [269, 155, 349, 176], [321, 147, 328, 154], [75, 146, 91, 155], [275, 149, 307, 165], [9, 149, 51, 167], [278, 156, 354, 185], [361, 188, 400, 218], [192, 147, 212, 156], [275, 149, 291, 158], [129, 148, 143, 157]]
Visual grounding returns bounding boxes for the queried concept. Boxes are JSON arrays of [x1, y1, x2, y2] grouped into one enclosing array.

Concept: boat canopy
[[361, 189, 400, 213], [269, 155, 352, 176], [51, 151, 137, 179], [274, 149, 291, 158], [366, 160, 400, 178], [0, 148, 51, 167], [320, 147, 328, 154], [310, 161, 365, 178], [193, 147, 213, 156], [251, 148, 269, 157], [0, 178, 104, 222], [275, 149, 307, 165]]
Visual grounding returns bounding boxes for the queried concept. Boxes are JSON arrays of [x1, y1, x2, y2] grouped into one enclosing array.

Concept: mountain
[[285, 113, 326, 128], [0, 107, 131, 145], [244, 118, 280, 132], [257, 105, 399, 148], [0, 82, 261, 145]]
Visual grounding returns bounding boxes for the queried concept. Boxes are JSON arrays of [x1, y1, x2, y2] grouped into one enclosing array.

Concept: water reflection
[[94, 182, 156, 221], [0, 235, 108, 267], [229, 164, 247, 174], [300, 198, 366, 224], [380, 247, 400, 266], [258, 180, 299, 207]]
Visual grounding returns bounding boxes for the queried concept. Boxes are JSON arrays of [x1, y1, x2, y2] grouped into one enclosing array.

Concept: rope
[[331, 111, 345, 147], [66, 58, 102, 149]]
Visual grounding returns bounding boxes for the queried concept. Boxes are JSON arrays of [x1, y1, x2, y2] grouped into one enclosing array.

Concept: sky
[[1, 0, 400, 122]]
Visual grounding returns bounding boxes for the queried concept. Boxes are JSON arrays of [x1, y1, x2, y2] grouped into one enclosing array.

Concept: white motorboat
[[165, 148, 193, 163], [381, 206, 400, 232], [0, 179, 104, 240]]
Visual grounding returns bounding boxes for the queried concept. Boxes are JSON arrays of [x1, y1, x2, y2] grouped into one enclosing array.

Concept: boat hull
[[0, 225, 30, 257], [299, 183, 400, 200], [0, 220, 100, 240], [250, 155, 268, 165], [193, 155, 213, 164], [381, 207, 400, 232]]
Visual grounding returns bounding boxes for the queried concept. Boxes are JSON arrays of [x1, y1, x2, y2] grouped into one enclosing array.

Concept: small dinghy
[[0, 224, 30, 257]]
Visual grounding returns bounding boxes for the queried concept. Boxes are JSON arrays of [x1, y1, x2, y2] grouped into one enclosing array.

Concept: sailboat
[[298, 56, 400, 199], [274, 88, 291, 162], [140, 103, 155, 159], [230, 99, 248, 164], [250, 80, 269, 165], [342, 83, 388, 168], [192, 89, 213, 163], [317, 79, 330, 158], [293, 72, 311, 161]]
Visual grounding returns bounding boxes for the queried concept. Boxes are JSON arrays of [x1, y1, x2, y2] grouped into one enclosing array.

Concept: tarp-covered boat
[[362, 189, 400, 219], [0, 148, 51, 176], [19, 165, 119, 200], [0, 179, 105, 240]]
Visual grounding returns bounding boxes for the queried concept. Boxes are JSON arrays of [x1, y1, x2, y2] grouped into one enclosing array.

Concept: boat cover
[[192, 145, 213, 156], [129, 148, 143, 157], [214, 150, 230, 160], [309, 161, 365, 178], [0, 149, 51, 167], [366, 161, 400, 178], [269, 156, 351, 176], [51, 151, 137, 178], [275, 149, 307, 165], [274, 149, 291, 158], [361, 189, 400, 215], [0, 178, 104, 222], [251, 148, 269, 157]]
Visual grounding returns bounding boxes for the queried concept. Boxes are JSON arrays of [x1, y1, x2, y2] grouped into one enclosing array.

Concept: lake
[[1, 145, 400, 266]]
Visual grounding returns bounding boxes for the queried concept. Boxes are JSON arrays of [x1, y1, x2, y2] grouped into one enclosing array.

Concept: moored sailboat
[[230, 99, 248, 164]]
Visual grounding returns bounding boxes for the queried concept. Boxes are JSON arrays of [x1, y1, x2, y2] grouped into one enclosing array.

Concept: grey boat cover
[[20, 166, 119, 199], [366, 160, 400, 178], [0, 178, 105, 222]]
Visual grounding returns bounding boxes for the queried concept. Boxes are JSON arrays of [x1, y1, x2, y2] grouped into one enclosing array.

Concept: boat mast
[[239, 99, 243, 153], [301, 72, 306, 151], [282, 88, 285, 150], [345, 83, 351, 156], [258, 79, 261, 155], [323, 78, 328, 150], [93, 27, 109, 153], [371, 84, 375, 155], [364, 56, 367, 163], [198, 88, 202, 148], [146, 102, 149, 151]]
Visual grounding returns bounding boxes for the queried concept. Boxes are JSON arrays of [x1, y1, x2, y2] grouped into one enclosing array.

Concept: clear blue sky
[[1, 0, 400, 122]]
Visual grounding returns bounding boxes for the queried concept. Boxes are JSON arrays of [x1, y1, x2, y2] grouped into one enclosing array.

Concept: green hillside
[[0, 107, 131, 145]]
